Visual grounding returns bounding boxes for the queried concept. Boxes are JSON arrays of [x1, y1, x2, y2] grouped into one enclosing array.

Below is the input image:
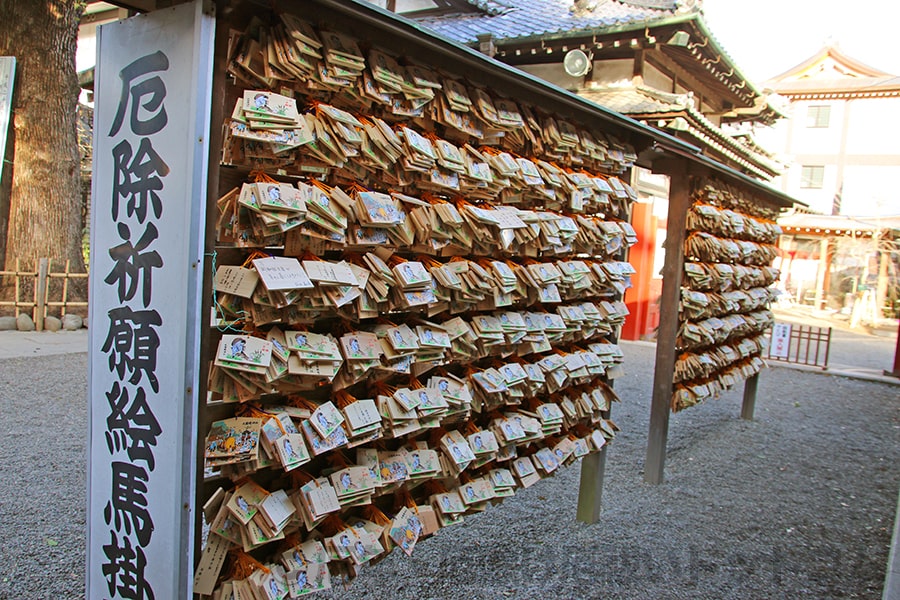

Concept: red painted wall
[[622, 202, 659, 340]]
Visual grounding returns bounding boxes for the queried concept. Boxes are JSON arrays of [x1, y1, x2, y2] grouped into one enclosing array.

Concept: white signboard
[[769, 322, 792, 359], [0, 56, 15, 186], [87, 2, 213, 598]]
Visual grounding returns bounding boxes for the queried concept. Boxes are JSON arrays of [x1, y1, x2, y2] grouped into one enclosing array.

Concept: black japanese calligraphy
[[103, 531, 155, 600], [109, 51, 170, 138], [105, 382, 162, 471], [104, 461, 154, 547], [112, 138, 170, 223], [102, 307, 162, 393], [105, 222, 163, 307], [100, 47, 172, 600]]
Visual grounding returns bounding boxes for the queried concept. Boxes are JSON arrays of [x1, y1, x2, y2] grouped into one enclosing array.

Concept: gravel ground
[[0, 354, 87, 597], [0, 344, 898, 599]]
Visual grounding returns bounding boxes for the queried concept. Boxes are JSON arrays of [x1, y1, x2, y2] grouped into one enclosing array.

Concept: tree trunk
[[0, 0, 87, 296]]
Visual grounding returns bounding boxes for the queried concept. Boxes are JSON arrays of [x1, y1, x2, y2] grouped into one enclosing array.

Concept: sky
[[75, 2, 900, 84], [700, 0, 900, 84]]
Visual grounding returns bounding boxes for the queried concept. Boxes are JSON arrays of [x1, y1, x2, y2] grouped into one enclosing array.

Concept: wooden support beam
[[886, 320, 900, 379], [576, 202, 632, 521], [576, 448, 608, 524], [876, 237, 890, 318], [741, 372, 759, 420], [814, 237, 830, 310], [647, 48, 742, 113], [644, 160, 692, 484], [633, 49, 644, 81], [34, 258, 49, 330], [81, 8, 127, 24], [113, 0, 156, 12], [193, 1, 233, 566]]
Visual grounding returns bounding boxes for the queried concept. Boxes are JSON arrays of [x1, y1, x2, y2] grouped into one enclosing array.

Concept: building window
[[806, 105, 831, 128], [800, 165, 825, 189]]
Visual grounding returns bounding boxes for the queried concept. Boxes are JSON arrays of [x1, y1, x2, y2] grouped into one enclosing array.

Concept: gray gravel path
[[0, 344, 898, 599], [0, 354, 87, 598]]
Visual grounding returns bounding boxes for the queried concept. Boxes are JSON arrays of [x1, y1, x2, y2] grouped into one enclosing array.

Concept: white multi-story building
[[761, 45, 900, 216]]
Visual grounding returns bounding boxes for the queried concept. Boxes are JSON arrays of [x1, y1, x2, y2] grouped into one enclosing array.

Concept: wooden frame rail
[[0, 258, 88, 329], [766, 324, 832, 369]]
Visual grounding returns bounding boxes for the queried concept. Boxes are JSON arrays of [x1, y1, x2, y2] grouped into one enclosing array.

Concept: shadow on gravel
[[0, 343, 897, 599]]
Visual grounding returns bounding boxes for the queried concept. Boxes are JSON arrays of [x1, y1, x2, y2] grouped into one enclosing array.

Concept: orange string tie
[[452, 196, 474, 211], [394, 488, 418, 511], [236, 403, 268, 420], [371, 381, 398, 397], [386, 255, 408, 267], [362, 504, 392, 526], [299, 251, 322, 263], [423, 479, 448, 495], [286, 394, 319, 413], [228, 549, 271, 579], [417, 255, 443, 270], [333, 390, 357, 409], [249, 170, 279, 184], [419, 192, 439, 204], [282, 532, 303, 549], [309, 178, 333, 193], [320, 514, 349, 537], [241, 250, 271, 267]]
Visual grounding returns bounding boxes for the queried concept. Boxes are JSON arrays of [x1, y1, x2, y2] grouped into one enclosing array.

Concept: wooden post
[[876, 236, 889, 319], [576, 448, 607, 523], [61, 260, 70, 317], [576, 205, 631, 520], [645, 161, 692, 484], [813, 237, 829, 310], [740, 372, 759, 420], [34, 257, 49, 330], [886, 320, 900, 378], [14, 258, 20, 317]]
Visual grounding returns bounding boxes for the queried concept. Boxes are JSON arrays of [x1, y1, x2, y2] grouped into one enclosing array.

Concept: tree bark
[[0, 1, 87, 288]]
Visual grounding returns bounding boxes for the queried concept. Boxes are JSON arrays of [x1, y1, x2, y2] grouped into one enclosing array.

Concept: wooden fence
[[766, 323, 832, 369], [0, 258, 88, 330]]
